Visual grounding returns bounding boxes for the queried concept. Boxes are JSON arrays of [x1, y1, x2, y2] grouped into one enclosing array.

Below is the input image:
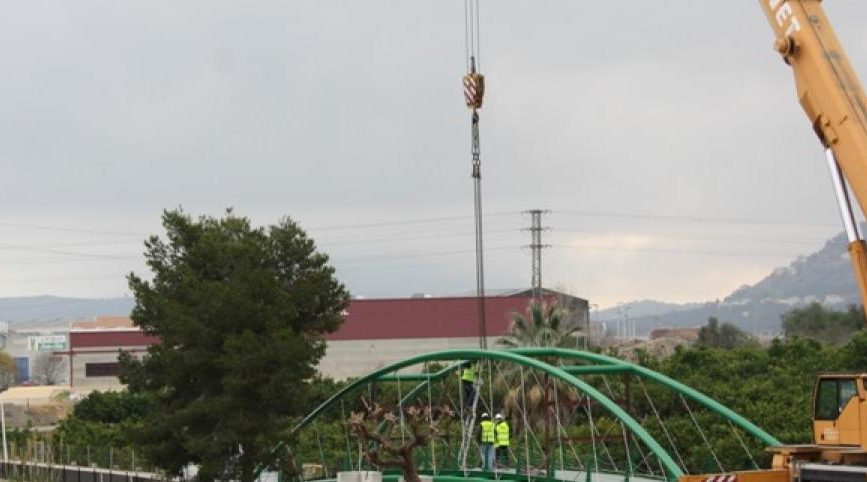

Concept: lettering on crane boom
[[769, 0, 802, 37]]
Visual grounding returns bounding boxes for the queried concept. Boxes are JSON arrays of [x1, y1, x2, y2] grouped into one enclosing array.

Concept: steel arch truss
[[292, 348, 781, 482]]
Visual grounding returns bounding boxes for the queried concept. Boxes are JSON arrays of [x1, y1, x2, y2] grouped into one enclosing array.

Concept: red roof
[[70, 330, 157, 348], [71, 316, 134, 330], [327, 296, 535, 341]]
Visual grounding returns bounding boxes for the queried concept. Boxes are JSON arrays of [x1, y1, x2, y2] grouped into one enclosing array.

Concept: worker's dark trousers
[[496, 446, 510, 467], [462, 380, 474, 409]]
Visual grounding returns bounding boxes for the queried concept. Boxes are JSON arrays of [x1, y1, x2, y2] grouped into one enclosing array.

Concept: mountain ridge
[[600, 230, 859, 335], [0, 295, 135, 326]]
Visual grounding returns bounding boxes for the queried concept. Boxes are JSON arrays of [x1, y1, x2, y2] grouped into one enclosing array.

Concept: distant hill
[[602, 230, 860, 336], [597, 300, 705, 319], [0, 296, 134, 326]]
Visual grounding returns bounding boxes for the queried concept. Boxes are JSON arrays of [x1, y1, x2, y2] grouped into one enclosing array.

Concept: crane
[[759, 0, 867, 317], [682, 3, 867, 481]]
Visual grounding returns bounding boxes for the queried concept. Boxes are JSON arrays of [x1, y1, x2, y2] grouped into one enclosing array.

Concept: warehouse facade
[[57, 316, 156, 391], [318, 289, 588, 379], [52, 289, 588, 387]]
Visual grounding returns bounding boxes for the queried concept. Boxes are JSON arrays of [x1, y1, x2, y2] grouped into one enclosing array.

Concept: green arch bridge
[[263, 348, 781, 482]]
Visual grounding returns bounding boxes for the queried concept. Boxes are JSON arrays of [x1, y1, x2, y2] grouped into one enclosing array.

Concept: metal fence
[[2, 439, 167, 475], [0, 460, 165, 482]]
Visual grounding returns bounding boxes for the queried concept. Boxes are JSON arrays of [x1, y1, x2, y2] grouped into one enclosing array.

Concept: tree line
[[25, 210, 867, 480]]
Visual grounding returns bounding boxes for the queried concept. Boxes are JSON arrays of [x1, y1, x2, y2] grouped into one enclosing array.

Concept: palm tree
[[497, 302, 582, 349], [495, 302, 583, 473]]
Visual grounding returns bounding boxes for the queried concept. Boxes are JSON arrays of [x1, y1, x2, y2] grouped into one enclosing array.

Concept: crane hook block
[[463, 72, 485, 110]]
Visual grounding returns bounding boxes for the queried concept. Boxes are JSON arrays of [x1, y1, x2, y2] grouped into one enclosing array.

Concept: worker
[[494, 413, 510, 468], [460, 361, 477, 410], [478, 412, 496, 471]]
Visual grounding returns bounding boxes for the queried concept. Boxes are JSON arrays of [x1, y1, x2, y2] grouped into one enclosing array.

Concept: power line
[[554, 210, 839, 228], [0, 274, 128, 283], [307, 211, 518, 232], [0, 297, 124, 312], [551, 228, 828, 245], [0, 208, 836, 241], [0, 213, 525, 240], [0, 243, 139, 260], [0, 239, 143, 249], [551, 243, 798, 258], [0, 227, 823, 269], [0, 222, 146, 237], [0, 230, 520, 266], [0, 257, 136, 266], [0, 219, 830, 267], [333, 250, 519, 274], [317, 228, 518, 247], [335, 245, 518, 264]]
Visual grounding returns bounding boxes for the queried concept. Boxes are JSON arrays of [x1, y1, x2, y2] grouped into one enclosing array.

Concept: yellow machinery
[[758, 0, 867, 311], [812, 375, 865, 449], [683, 1, 867, 481], [758, 0, 867, 466], [759, 374, 867, 481]]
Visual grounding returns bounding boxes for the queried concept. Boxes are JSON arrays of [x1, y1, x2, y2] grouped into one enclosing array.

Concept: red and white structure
[[319, 289, 588, 379], [56, 316, 156, 391], [703, 475, 736, 482], [53, 289, 588, 387]]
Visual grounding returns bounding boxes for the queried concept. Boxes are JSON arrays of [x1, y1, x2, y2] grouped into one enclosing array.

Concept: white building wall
[[71, 352, 123, 390], [2, 330, 69, 383], [318, 336, 500, 380], [71, 346, 146, 390]]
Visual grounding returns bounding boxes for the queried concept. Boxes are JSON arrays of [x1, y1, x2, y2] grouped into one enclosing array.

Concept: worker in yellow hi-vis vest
[[459, 361, 477, 410], [494, 413, 510, 468], [478, 412, 496, 471]]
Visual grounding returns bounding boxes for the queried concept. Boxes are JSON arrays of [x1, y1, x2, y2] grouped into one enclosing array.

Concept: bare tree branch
[[346, 398, 452, 482]]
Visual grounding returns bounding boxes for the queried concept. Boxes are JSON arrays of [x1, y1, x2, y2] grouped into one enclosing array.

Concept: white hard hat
[[494, 413, 504, 420], [481, 412, 490, 418]]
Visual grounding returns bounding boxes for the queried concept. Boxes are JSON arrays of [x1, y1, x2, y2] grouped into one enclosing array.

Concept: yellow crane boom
[[758, 0, 867, 315], [686, 5, 867, 480]]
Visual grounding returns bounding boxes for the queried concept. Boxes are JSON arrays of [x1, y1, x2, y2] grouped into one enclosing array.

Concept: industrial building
[[0, 319, 69, 384], [318, 289, 588, 379], [57, 316, 156, 391], [16, 289, 588, 388]]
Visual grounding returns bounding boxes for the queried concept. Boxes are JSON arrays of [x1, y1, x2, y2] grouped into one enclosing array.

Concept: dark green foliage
[[54, 391, 151, 456], [838, 330, 867, 368], [120, 210, 349, 482], [72, 390, 151, 424], [782, 302, 864, 344], [55, 416, 132, 450], [422, 362, 446, 374], [631, 331, 867, 472], [305, 375, 349, 419], [697, 317, 751, 349], [291, 419, 349, 476]]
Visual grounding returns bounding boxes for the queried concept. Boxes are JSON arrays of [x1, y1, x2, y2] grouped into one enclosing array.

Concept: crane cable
[[462, 0, 487, 349], [463, 0, 481, 73]]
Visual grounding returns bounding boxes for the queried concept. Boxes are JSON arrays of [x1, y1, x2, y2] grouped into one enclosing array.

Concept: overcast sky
[[1, 2, 865, 308]]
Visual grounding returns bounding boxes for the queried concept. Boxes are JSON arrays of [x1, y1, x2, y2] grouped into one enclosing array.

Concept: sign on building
[[28, 335, 67, 351]]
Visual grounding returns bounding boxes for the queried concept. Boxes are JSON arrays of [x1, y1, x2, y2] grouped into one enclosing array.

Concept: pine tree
[[120, 210, 349, 482]]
